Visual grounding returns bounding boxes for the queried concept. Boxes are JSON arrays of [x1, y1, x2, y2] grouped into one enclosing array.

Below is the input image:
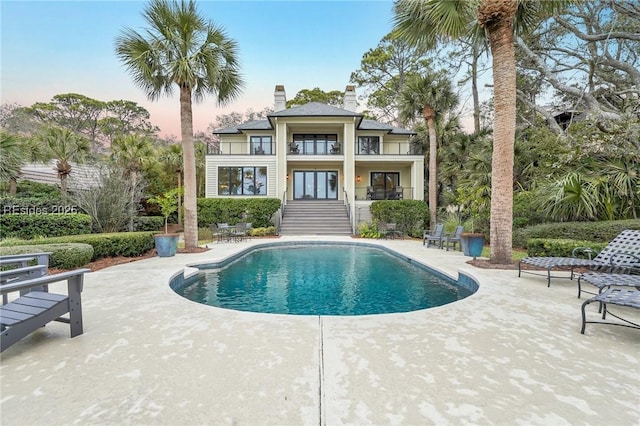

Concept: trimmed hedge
[[0, 243, 94, 269], [0, 232, 155, 260], [369, 200, 428, 238], [526, 238, 608, 258], [513, 219, 640, 249], [197, 198, 281, 228], [0, 195, 68, 214], [0, 213, 92, 239], [132, 216, 165, 232]]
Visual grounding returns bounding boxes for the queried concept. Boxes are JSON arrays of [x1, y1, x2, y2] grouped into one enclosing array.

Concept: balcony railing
[[287, 142, 341, 155], [354, 186, 415, 200], [355, 142, 423, 155], [206, 141, 423, 156], [207, 142, 275, 155]]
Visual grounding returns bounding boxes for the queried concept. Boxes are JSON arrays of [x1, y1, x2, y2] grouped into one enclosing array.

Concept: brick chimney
[[343, 85, 357, 111], [274, 85, 286, 111]]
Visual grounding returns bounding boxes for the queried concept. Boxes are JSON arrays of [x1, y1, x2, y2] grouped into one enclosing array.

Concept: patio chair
[[210, 224, 223, 243], [577, 269, 640, 299], [518, 229, 640, 287], [289, 142, 299, 154], [330, 143, 341, 154], [580, 287, 640, 334], [423, 224, 445, 248], [443, 226, 465, 252], [232, 222, 248, 242], [366, 186, 375, 200], [394, 186, 404, 200], [377, 222, 390, 239]]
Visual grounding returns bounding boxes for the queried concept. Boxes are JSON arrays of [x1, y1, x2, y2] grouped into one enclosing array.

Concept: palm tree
[[111, 134, 155, 230], [399, 71, 458, 228], [0, 131, 24, 195], [393, 0, 570, 264], [159, 143, 184, 225], [35, 126, 89, 194], [115, 0, 244, 248]]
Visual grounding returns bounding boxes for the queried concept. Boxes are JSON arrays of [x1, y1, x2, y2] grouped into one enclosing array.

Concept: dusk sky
[[1, 0, 401, 138]]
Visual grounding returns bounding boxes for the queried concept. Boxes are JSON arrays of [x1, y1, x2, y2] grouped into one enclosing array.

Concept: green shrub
[[248, 226, 276, 237], [0, 213, 92, 239], [0, 243, 94, 269], [197, 198, 281, 228], [357, 221, 382, 238], [513, 219, 640, 248], [0, 196, 69, 214], [133, 216, 164, 232], [0, 180, 62, 198], [0, 232, 155, 260], [369, 200, 428, 238], [526, 238, 607, 258]]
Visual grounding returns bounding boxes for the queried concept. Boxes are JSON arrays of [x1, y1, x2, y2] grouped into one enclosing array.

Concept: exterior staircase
[[280, 200, 352, 235]]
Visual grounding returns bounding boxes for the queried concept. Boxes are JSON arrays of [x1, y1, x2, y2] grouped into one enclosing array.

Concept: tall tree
[[115, 0, 244, 248], [286, 88, 344, 108], [399, 71, 459, 228], [0, 131, 24, 195], [394, 0, 570, 264], [350, 33, 431, 126], [111, 134, 155, 231], [34, 126, 90, 194]]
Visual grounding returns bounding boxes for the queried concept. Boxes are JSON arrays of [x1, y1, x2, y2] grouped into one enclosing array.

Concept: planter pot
[[154, 234, 179, 257], [460, 233, 485, 259]]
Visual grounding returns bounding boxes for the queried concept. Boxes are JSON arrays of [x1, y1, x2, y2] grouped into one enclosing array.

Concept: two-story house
[[205, 85, 424, 234]]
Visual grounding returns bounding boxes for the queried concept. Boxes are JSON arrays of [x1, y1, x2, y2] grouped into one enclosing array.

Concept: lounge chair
[[518, 229, 640, 287], [443, 226, 465, 252], [580, 288, 640, 334], [577, 270, 640, 299], [423, 224, 445, 248]]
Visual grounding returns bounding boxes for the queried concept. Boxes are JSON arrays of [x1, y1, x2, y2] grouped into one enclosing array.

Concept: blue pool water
[[174, 244, 475, 316]]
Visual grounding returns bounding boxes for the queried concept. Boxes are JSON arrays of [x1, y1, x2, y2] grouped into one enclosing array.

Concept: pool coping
[[1, 236, 638, 425]]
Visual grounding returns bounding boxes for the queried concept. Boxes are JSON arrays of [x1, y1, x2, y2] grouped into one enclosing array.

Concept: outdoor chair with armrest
[[443, 226, 465, 251], [423, 224, 445, 248]]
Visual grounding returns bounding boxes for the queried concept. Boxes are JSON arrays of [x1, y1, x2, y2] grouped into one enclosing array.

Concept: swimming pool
[[172, 243, 477, 316]]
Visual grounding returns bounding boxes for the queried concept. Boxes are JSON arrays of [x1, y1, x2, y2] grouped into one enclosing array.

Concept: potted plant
[[457, 190, 486, 259], [148, 188, 181, 257]]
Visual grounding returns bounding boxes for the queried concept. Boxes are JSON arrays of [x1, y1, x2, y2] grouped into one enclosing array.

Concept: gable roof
[[212, 102, 415, 135]]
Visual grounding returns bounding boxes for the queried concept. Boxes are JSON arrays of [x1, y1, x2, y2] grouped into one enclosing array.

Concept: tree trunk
[[177, 172, 182, 226], [180, 86, 198, 248], [486, 8, 516, 264], [472, 43, 481, 134], [9, 178, 17, 196], [424, 106, 437, 228]]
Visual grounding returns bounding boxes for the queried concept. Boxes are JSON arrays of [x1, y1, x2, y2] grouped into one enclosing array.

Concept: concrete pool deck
[[1, 236, 638, 425]]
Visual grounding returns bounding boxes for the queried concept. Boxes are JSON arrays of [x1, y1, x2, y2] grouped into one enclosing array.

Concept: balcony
[[355, 141, 423, 156], [354, 186, 415, 200], [207, 142, 275, 155], [288, 142, 341, 155]]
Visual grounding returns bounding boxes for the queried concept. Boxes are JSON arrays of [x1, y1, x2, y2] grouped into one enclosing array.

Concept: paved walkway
[[1, 237, 638, 425]]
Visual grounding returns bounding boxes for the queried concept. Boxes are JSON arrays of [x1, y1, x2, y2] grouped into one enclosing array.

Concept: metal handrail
[[277, 189, 287, 235], [343, 189, 353, 235]]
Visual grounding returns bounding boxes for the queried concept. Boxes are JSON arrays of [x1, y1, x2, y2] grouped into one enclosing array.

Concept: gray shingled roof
[[212, 102, 415, 135], [214, 119, 272, 134], [269, 102, 362, 117]]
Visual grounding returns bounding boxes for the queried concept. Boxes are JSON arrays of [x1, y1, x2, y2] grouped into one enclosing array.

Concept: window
[[250, 136, 272, 155], [293, 134, 337, 155], [218, 167, 267, 195], [358, 136, 380, 154], [370, 172, 399, 200]]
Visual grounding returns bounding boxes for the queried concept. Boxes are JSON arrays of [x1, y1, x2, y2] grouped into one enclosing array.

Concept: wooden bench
[[1, 268, 90, 352]]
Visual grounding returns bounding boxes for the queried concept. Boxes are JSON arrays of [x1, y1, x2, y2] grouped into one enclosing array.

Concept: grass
[[480, 246, 528, 261]]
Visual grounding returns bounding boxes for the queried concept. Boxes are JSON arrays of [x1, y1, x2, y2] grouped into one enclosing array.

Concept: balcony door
[[293, 171, 338, 200]]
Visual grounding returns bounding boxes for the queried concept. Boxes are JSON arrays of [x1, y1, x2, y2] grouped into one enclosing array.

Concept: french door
[[293, 171, 338, 200]]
